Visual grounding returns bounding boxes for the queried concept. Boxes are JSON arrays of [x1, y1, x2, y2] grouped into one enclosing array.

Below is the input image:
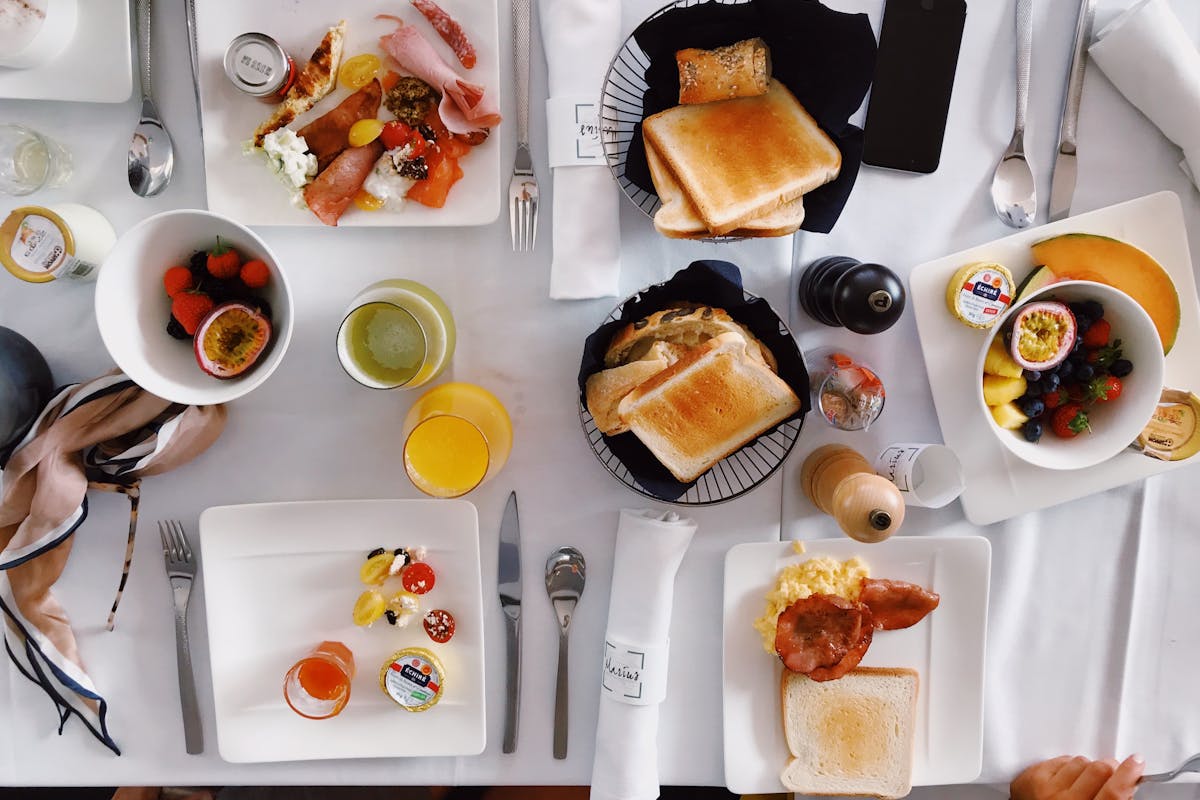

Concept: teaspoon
[[545, 546, 585, 760], [1140, 752, 1200, 783], [990, 0, 1036, 228], [128, 0, 174, 197]]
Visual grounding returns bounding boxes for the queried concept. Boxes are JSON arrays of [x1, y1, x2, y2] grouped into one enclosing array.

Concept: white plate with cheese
[[722, 536, 991, 795], [199, 499, 486, 762]]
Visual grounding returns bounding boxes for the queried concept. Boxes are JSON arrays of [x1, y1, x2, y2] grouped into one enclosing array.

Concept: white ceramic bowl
[[95, 209, 293, 406], [977, 280, 1164, 470]]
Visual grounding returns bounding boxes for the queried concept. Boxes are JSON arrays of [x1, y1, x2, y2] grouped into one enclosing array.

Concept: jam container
[[379, 647, 445, 712], [223, 33, 297, 101], [0, 203, 115, 283]]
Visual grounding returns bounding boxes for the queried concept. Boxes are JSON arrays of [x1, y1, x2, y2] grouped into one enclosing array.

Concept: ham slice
[[377, 15, 502, 134], [299, 79, 383, 172], [303, 141, 384, 226]]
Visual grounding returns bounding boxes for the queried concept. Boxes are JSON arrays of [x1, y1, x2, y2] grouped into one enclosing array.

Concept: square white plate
[[910, 192, 1200, 525], [722, 536, 991, 795], [195, 0, 501, 226], [199, 499, 486, 763], [0, 0, 132, 102]]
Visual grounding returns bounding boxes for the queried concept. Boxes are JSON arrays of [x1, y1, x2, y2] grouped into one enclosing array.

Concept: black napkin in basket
[[578, 261, 810, 502], [624, 0, 877, 234]]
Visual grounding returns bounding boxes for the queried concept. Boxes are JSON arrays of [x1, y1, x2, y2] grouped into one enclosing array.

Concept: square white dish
[[722, 536, 991, 795], [0, 0, 132, 102], [199, 499, 486, 763], [194, 0, 501, 226], [910, 192, 1200, 526]]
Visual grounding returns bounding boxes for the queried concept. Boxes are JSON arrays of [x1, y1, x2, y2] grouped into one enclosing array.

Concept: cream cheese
[[363, 144, 423, 207], [261, 129, 317, 201]]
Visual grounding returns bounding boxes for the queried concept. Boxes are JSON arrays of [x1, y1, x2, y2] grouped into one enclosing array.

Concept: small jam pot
[[223, 33, 296, 101]]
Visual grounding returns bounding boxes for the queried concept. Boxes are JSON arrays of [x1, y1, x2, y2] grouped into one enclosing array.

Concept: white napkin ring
[[547, 95, 604, 168], [602, 637, 669, 706]]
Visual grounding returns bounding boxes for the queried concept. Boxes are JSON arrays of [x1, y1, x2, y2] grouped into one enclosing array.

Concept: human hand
[[1011, 754, 1145, 800]]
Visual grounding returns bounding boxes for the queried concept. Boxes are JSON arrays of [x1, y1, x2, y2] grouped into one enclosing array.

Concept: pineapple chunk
[[982, 374, 1027, 406], [983, 339, 1023, 377], [991, 401, 1029, 430]]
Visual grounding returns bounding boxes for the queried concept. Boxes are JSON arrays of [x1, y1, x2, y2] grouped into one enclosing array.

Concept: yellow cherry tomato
[[338, 53, 381, 91], [354, 188, 386, 212], [348, 118, 385, 148]]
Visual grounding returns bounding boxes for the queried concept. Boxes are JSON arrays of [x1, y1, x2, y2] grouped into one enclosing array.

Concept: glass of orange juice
[[283, 641, 355, 719], [402, 382, 513, 498]]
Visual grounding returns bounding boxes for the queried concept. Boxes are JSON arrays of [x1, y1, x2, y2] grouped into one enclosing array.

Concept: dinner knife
[[1049, 0, 1097, 222], [498, 491, 522, 753]]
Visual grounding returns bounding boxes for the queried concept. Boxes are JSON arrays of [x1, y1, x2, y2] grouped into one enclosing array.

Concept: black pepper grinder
[[798, 256, 907, 334]]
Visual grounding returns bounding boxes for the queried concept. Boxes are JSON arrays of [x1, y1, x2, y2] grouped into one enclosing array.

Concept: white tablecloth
[[1, 0, 1199, 796]]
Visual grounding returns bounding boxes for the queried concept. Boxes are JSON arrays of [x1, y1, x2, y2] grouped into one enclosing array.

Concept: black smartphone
[[862, 0, 967, 174]]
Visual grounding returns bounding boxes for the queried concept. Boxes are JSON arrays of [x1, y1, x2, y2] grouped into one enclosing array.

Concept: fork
[[508, 0, 538, 251], [159, 520, 203, 755], [1140, 752, 1200, 783]]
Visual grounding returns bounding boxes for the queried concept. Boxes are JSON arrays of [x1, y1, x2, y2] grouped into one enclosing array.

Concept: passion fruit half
[[194, 302, 272, 380], [1009, 300, 1076, 371]]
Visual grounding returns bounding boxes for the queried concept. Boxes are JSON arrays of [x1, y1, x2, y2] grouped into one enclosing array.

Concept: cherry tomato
[[353, 189, 385, 212], [380, 120, 415, 151], [402, 561, 436, 594], [339, 53, 381, 91], [348, 119, 384, 147], [423, 609, 456, 643]]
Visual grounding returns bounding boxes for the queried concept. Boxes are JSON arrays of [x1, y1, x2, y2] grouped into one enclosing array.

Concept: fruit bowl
[[976, 280, 1164, 471], [95, 209, 293, 406]]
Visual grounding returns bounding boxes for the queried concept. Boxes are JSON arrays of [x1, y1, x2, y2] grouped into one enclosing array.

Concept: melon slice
[[1029, 233, 1180, 354]]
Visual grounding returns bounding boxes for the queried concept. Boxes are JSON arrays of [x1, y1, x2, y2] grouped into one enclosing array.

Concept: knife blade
[[498, 491, 521, 753], [1050, 0, 1097, 222]]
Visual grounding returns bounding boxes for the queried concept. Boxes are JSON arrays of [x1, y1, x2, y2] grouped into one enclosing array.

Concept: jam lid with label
[[223, 33, 294, 98]]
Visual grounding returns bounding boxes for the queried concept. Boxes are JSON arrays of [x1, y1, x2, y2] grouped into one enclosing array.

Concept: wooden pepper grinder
[[800, 444, 905, 543]]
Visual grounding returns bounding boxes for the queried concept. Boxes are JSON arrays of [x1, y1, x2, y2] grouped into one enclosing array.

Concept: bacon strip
[[859, 578, 940, 631], [411, 0, 477, 69], [774, 594, 871, 675], [377, 15, 502, 135], [298, 79, 382, 173], [303, 141, 384, 226]]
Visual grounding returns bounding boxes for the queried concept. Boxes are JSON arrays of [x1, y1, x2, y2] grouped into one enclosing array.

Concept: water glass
[[0, 124, 72, 196]]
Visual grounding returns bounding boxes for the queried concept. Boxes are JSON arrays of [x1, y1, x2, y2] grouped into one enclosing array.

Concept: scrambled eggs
[[752, 556, 870, 654]]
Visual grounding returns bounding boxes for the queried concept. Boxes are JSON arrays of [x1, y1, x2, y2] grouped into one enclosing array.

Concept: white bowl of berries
[[977, 280, 1165, 471], [95, 209, 293, 406]]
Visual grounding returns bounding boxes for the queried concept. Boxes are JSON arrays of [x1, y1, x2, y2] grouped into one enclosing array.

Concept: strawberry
[[206, 237, 241, 279], [1086, 375, 1123, 403], [1082, 318, 1111, 348], [163, 265, 194, 297], [1051, 403, 1091, 438], [171, 291, 214, 336], [239, 259, 271, 289], [1043, 388, 1065, 410]]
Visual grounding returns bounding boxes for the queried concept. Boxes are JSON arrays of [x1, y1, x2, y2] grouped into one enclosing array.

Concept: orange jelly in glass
[[284, 641, 355, 719]]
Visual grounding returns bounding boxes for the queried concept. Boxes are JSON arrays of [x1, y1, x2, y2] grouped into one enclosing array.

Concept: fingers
[[1048, 756, 1093, 792], [1012, 756, 1074, 800], [1096, 754, 1145, 800], [1066, 759, 1116, 799]]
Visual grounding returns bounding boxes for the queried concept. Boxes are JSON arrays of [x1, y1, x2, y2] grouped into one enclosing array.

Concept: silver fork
[[159, 520, 203, 755], [508, 0, 538, 251], [1140, 752, 1200, 783]]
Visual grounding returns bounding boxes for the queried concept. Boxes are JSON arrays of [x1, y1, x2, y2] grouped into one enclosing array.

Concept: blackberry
[[166, 315, 190, 340]]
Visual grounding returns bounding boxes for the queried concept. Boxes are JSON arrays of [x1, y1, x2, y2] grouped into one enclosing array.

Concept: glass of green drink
[[336, 279, 456, 389]]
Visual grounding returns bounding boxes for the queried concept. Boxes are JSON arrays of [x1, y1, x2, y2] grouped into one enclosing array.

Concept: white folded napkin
[[591, 508, 697, 800], [1090, 0, 1200, 188], [539, 0, 622, 300]]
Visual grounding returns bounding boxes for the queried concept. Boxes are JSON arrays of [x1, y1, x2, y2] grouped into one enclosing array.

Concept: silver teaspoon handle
[[1015, 0, 1032, 136], [553, 628, 569, 759], [135, 0, 153, 99]]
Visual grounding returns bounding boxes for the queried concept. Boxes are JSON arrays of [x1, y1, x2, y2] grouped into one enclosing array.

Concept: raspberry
[[163, 265, 194, 297], [240, 259, 271, 289], [171, 292, 215, 336]]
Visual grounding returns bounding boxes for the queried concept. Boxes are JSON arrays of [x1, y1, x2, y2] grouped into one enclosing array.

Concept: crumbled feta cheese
[[261, 129, 317, 191]]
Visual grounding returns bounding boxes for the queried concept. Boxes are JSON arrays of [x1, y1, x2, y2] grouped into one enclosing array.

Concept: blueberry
[[166, 315, 190, 340], [1019, 397, 1046, 418], [1022, 369, 1042, 382], [1043, 373, 1061, 391], [1068, 302, 1092, 322], [1075, 316, 1092, 335], [1023, 420, 1043, 443], [1082, 300, 1104, 321], [1072, 336, 1085, 352], [1110, 359, 1133, 378], [1025, 381, 1044, 397], [1076, 363, 1095, 381], [1056, 359, 1075, 379]]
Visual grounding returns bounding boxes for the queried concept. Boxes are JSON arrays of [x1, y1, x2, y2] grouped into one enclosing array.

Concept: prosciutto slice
[[377, 15, 502, 134], [299, 79, 382, 172], [303, 140, 384, 226]]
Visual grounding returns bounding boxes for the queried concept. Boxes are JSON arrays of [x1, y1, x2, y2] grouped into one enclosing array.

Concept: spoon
[[128, 0, 174, 197], [545, 546, 586, 760], [990, 0, 1036, 228], [1140, 752, 1200, 783]]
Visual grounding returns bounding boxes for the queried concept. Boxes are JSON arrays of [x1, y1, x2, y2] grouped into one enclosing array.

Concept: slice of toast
[[254, 21, 347, 147], [585, 341, 678, 435], [617, 332, 800, 483], [780, 667, 918, 800], [645, 137, 805, 239], [642, 79, 839, 235]]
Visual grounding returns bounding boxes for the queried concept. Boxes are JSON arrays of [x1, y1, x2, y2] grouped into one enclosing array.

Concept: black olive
[[367, 547, 386, 560], [384, 610, 398, 625], [393, 547, 412, 567]]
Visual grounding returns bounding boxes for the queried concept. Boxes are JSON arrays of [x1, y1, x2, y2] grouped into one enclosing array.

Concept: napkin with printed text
[[590, 508, 697, 800]]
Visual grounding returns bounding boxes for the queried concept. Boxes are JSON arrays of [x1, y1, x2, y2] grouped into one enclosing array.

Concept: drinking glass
[[283, 641, 355, 720], [337, 279, 456, 390], [402, 382, 513, 498], [0, 125, 72, 196]]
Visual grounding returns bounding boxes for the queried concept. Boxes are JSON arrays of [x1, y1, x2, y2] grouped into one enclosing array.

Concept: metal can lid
[[379, 647, 445, 712], [224, 33, 290, 97]]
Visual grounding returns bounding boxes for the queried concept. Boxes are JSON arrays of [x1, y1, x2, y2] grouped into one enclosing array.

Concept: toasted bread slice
[[585, 341, 679, 435], [254, 21, 346, 147], [617, 332, 800, 482], [780, 667, 918, 800], [642, 79, 839, 235], [605, 304, 777, 373], [645, 138, 805, 239]]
